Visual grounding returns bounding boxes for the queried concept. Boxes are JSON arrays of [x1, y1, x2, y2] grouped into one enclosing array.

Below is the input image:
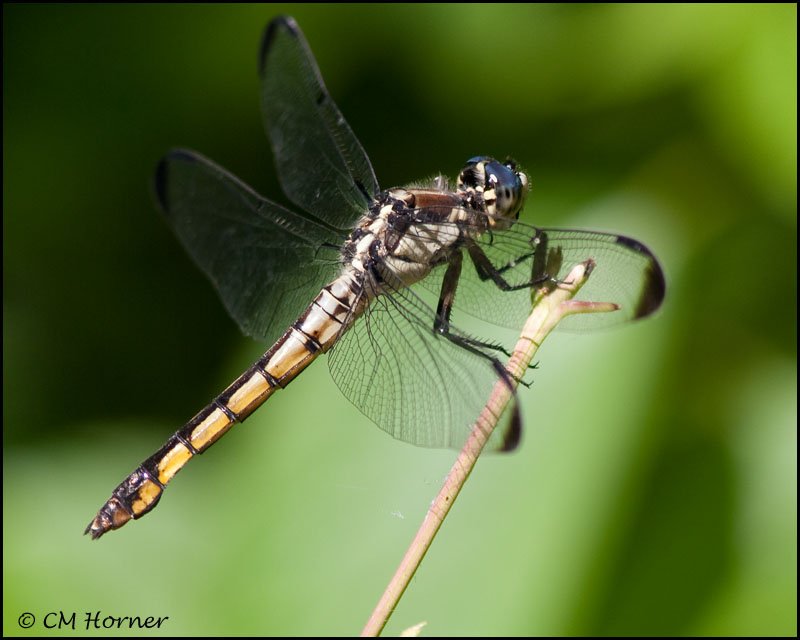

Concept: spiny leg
[[466, 240, 555, 292], [433, 252, 516, 360]]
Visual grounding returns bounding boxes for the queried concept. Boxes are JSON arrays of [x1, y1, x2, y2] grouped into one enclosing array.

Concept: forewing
[[529, 226, 665, 330], [154, 149, 342, 344], [419, 216, 665, 331], [259, 16, 380, 230]]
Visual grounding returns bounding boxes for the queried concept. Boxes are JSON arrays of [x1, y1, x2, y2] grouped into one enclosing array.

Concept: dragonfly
[[85, 15, 665, 540]]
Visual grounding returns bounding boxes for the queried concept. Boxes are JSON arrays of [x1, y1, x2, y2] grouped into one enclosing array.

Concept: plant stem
[[361, 259, 617, 636]]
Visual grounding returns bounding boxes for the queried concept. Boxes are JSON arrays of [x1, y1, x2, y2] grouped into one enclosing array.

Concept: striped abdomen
[[85, 273, 362, 539]]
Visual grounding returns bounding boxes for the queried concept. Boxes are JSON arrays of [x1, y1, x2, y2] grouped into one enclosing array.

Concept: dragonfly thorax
[[340, 159, 528, 295], [457, 157, 529, 226], [342, 184, 487, 294]]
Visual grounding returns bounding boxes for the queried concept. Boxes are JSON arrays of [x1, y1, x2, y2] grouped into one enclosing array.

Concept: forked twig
[[361, 259, 618, 637]]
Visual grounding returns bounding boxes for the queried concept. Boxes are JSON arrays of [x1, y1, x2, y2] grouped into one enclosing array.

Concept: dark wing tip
[[614, 235, 666, 320], [153, 149, 200, 217], [498, 403, 523, 452], [635, 259, 666, 319], [153, 155, 171, 215], [259, 15, 299, 75]]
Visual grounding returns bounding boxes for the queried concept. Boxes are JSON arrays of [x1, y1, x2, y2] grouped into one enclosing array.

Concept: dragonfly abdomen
[[85, 273, 363, 539]]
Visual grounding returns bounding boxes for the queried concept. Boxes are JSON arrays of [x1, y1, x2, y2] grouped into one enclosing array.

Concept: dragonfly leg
[[466, 241, 554, 292], [432, 323, 523, 452], [429, 246, 544, 374], [432, 252, 514, 359], [433, 251, 462, 333]]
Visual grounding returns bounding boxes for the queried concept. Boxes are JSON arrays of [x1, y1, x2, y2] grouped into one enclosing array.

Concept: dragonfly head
[[458, 157, 529, 226]]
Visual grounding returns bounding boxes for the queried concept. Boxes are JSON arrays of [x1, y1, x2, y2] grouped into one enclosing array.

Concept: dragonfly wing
[[532, 227, 665, 330], [419, 217, 665, 331], [328, 276, 519, 452], [154, 149, 343, 344], [259, 16, 380, 230]]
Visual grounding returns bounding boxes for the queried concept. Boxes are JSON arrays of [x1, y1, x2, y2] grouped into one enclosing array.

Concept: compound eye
[[457, 156, 528, 218], [486, 162, 520, 207]]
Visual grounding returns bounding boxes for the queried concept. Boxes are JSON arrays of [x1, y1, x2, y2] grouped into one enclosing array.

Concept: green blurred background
[[3, 4, 796, 636]]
